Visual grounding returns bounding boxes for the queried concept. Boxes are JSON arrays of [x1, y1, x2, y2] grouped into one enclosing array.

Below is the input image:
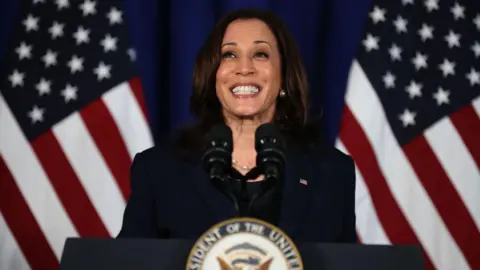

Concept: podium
[[59, 238, 425, 270]]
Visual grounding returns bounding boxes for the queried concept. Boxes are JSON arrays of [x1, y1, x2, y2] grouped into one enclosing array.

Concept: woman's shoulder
[[298, 142, 355, 170], [133, 130, 202, 165]]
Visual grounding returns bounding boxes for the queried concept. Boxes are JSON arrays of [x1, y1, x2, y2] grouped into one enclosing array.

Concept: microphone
[[255, 123, 286, 182], [201, 124, 233, 181], [201, 124, 242, 215]]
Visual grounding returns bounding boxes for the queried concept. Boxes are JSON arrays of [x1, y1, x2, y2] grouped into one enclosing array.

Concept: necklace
[[232, 159, 251, 171]]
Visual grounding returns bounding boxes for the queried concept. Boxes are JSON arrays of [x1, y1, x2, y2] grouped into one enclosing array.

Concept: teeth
[[232, 85, 259, 95]]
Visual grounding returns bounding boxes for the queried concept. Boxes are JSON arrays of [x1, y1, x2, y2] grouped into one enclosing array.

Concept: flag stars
[[49, 21, 64, 39], [15, 42, 33, 60], [451, 2, 465, 20], [445, 30, 461, 48], [79, 0, 96, 16], [73, 26, 90, 44], [466, 68, 480, 86], [56, 0, 69, 10], [100, 34, 118, 52], [127, 48, 136, 61], [393, 16, 408, 33], [94, 62, 111, 81], [28, 106, 45, 124], [418, 24, 434, 41], [405, 81, 422, 99], [433, 88, 450, 106], [474, 15, 480, 31], [412, 52, 428, 70], [107, 7, 123, 25], [383, 71, 396, 89], [388, 43, 402, 61], [472, 42, 480, 58], [424, 0, 439, 12], [399, 109, 416, 127], [67, 55, 84, 73], [438, 59, 455, 77], [35, 78, 51, 96], [370, 6, 386, 24], [23, 14, 39, 32], [61, 84, 78, 102], [402, 0, 414, 5], [42, 50, 58, 67], [363, 34, 379, 52], [33, 0, 46, 3], [9, 70, 25, 87]]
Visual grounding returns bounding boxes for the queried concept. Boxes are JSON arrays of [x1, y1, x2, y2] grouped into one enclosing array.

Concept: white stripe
[[345, 61, 469, 270], [102, 82, 154, 159], [0, 94, 78, 259], [425, 117, 480, 230], [0, 213, 30, 270], [473, 96, 480, 117], [53, 113, 125, 236], [335, 142, 390, 245]]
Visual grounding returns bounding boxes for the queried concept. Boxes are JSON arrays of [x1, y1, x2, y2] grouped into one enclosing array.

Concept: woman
[[117, 8, 356, 243]]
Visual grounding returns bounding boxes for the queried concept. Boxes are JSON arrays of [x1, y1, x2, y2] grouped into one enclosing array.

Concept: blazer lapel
[[278, 151, 314, 240], [189, 161, 238, 224]]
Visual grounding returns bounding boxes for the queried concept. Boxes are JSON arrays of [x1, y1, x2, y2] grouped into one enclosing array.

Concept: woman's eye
[[221, 52, 235, 58], [254, 52, 269, 58]]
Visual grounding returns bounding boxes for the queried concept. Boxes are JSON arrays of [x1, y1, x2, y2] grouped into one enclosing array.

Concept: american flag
[[0, 0, 153, 269], [337, 0, 480, 269]]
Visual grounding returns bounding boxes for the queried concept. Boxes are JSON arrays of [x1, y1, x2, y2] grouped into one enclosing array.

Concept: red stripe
[[80, 99, 132, 200], [128, 77, 150, 123], [404, 137, 480, 269], [449, 104, 480, 169], [339, 106, 435, 270], [31, 131, 109, 237], [0, 156, 58, 269]]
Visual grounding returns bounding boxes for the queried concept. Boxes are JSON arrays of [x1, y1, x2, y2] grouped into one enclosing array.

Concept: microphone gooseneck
[[201, 124, 240, 213]]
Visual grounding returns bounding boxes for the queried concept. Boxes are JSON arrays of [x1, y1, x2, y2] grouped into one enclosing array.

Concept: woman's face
[[216, 19, 282, 121]]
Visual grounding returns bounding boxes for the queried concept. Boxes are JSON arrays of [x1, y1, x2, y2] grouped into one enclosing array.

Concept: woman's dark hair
[[174, 8, 322, 155]]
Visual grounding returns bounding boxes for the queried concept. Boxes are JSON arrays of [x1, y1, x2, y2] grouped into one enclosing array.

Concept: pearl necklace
[[232, 159, 252, 171]]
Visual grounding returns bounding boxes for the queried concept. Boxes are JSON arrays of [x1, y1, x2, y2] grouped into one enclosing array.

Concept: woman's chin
[[228, 108, 261, 118]]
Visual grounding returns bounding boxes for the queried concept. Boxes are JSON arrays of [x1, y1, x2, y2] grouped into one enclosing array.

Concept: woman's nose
[[236, 57, 255, 75]]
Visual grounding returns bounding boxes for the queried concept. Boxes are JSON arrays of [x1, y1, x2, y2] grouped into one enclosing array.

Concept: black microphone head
[[255, 123, 286, 180], [202, 124, 233, 179], [205, 123, 233, 149], [255, 123, 285, 151]]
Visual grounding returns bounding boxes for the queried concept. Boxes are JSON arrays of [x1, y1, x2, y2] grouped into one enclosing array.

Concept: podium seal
[[185, 217, 303, 270]]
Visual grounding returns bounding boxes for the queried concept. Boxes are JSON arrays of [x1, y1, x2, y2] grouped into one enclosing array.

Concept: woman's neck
[[225, 117, 267, 170]]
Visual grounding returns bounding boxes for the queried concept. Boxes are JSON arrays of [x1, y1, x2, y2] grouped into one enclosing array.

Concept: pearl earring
[[279, 89, 286, 97]]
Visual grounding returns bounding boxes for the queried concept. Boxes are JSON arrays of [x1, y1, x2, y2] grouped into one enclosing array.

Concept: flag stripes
[[127, 77, 150, 123], [425, 115, 480, 229], [0, 213, 29, 270], [450, 106, 480, 169], [0, 93, 79, 259], [339, 106, 436, 270], [404, 137, 480, 268], [53, 109, 127, 237], [0, 156, 58, 269], [31, 131, 110, 237], [102, 79, 153, 160], [336, 141, 390, 245], [80, 97, 132, 201], [0, 78, 153, 267], [341, 61, 472, 270]]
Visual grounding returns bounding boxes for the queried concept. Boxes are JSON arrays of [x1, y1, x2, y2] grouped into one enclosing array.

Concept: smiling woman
[[216, 18, 282, 121], [117, 8, 357, 246]]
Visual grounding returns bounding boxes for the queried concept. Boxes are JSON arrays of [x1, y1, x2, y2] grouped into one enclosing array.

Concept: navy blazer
[[117, 138, 357, 243]]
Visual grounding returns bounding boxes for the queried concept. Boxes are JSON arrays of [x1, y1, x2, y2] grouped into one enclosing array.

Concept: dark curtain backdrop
[[0, 0, 372, 144]]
